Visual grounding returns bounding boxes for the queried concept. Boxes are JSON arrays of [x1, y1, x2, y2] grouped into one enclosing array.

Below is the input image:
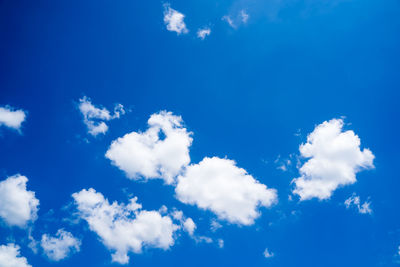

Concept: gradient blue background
[[0, 0, 399, 266]]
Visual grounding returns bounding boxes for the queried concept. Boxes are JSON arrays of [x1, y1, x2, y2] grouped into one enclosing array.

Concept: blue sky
[[0, 0, 400, 266]]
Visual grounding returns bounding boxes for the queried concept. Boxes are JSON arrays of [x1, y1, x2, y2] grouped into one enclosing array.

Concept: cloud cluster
[[0, 106, 26, 131], [0, 175, 39, 228], [163, 4, 188, 35], [41, 229, 81, 261], [106, 111, 192, 184], [78, 96, 125, 136], [292, 119, 374, 200], [72, 188, 178, 264], [344, 193, 372, 215], [106, 111, 277, 226], [176, 157, 277, 225], [0, 243, 31, 267]]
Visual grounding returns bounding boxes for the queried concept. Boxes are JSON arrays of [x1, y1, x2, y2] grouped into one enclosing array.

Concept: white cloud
[[183, 218, 196, 236], [292, 118, 374, 201], [240, 10, 249, 23], [78, 96, 125, 136], [72, 188, 178, 264], [170, 210, 196, 236], [41, 229, 81, 261], [0, 175, 39, 228], [197, 28, 211, 40], [210, 219, 222, 232], [263, 248, 274, 258], [0, 243, 31, 267], [222, 16, 236, 28], [105, 111, 192, 184], [217, 239, 224, 248], [0, 106, 26, 131], [163, 4, 188, 35], [175, 157, 278, 225], [344, 193, 372, 215]]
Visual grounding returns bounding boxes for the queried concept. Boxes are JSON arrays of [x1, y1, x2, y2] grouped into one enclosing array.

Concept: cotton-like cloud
[[263, 248, 274, 258], [292, 119, 374, 201], [0, 106, 26, 131], [344, 193, 372, 215], [72, 188, 178, 264], [197, 28, 211, 40], [106, 111, 192, 184], [0, 243, 32, 267], [163, 4, 188, 35], [41, 229, 81, 261], [175, 157, 277, 225], [0, 175, 39, 228], [78, 96, 125, 136]]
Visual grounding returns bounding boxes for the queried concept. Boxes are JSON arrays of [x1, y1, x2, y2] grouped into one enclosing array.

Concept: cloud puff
[[41, 229, 81, 261], [292, 119, 374, 201], [72, 188, 178, 264], [344, 193, 372, 215], [78, 96, 125, 136], [263, 248, 274, 258], [163, 4, 188, 35], [197, 28, 211, 40], [0, 106, 26, 131], [0, 243, 31, 267], [106, 111, 192, 184], [0, 175, 39, 228], [175, 157, 277, 225]]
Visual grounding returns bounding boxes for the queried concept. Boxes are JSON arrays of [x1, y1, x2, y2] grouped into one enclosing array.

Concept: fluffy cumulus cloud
[[175, 157, 277, 225], [106, 111, 192, 184], [163, 4, 188, 35], [72, 188, 178, 264], [41, 229, 81, 261], [197, 28, 211, 40], [0, 106, 26, 131], [0, 243, 31, 267], [344, 193, 372, 215], [0, 175, 39, 228], [292, 119, 375, 201], [78, 96, 125, 136]]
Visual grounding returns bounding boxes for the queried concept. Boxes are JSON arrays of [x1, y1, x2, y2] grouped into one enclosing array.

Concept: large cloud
[[78, 96, 125, 136], [0, 106, 26, 131], [72, 188, 178, 264], [0, 243, 31, 267], [105, 111, 192, 184], [292, 119, 375, 200], [163, 4, 188, 35], [0, 175, 39, 228], [175, 157, 278, 225], [41, 229, 81, 261]]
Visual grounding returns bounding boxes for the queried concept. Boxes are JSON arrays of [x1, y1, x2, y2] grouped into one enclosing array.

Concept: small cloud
[[0, 106, 26, 132], [240, 10, 249, 23], [0, 174, 39, 228], [78, 96, 125, 137], [344, 193, 372, 215], [210, 219, 222, 232], [217, 239, 224, 248], [197, 27, 211, 40], [41, 229, 81, 261], [264, 248, 274, 258], [222, 16, 236, 28], [163, 3, 188, 35]]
